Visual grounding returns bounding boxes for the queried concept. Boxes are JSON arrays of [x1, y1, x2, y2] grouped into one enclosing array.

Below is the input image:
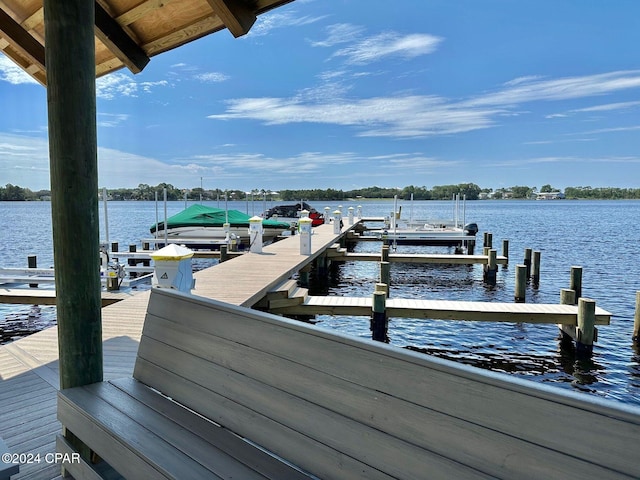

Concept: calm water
[[1, 199, 639, 406]]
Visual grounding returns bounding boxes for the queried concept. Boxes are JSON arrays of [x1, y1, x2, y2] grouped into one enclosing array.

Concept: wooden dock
[[191, 223, 353, 307], [268, 294, 612, 324], [0, 288, 139, 307], [0, 222, 354, 480], [328, 249, 508, 265], [0, 219, 625, 479]]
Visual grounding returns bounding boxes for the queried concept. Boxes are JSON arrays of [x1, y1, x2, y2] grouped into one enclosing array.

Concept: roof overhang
[[0, 0, 294, 85]]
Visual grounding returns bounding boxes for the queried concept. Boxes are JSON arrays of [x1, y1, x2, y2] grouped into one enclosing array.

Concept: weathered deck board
[[272, 295, 612, 324], [0, 224, 351, 479], [193, 222, 353, 306], [0, 289, 151, 479], [0, 287, 140, 306], [329, 251, 509, 264]]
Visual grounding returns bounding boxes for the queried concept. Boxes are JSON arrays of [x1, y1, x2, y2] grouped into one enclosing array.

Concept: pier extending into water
[[0, 217, 634, 479]]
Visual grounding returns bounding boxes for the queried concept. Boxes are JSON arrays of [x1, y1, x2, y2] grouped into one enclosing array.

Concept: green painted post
[[45, 0, 102, 389]]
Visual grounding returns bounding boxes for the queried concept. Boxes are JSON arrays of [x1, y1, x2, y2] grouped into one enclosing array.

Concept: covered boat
[[264, 201, 324, 226], [150, 204, 291, 245]]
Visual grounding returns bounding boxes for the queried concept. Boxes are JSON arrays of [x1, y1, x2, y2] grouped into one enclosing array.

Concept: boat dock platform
[[0, 219, 631, 480]]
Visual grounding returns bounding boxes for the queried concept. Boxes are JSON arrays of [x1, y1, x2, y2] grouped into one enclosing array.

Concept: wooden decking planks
[[329, 251, 508, 264], [273, 296, 613, 324], [0, 290, 150, 480], [0, 287, 138, 306], [193, 222, 354, 307]]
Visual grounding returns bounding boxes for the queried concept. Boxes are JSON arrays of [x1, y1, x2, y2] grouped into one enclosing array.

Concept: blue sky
[[2, 0, 640, 192]]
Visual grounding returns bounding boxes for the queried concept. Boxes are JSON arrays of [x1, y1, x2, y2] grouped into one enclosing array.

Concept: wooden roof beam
[[206, 0, 256, 38], [0, 8, 45, 70], [94, 1, 150, 74]]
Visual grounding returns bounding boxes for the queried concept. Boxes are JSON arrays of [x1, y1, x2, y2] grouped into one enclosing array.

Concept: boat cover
[[150, 204, 291, 233]]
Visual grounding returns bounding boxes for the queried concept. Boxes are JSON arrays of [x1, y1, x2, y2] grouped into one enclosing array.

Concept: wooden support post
[[380, 261, 390, 296], [577, 298, 597, 357], [524, 248, 532, 278], [486, 232, 493, 249], [315, 254, 328, 281], [502, 239, 509, 264], [558, 289, 576, 345], [483, 249, 497, 285], [128, 244, 137, 278], [381, 245, 390, 263], [45, 0, 102, 389], [515, 264, 527, 303], [142, 242, 151, 267], [531, 250, 541, 285], [467, 238, 475, 255], [370, 289, 388, 343], [633, 291, 640, 343], [220, 244, 228, 262], [299, 264, 311, 287], [28, 255, 38, 288], [374, 282, 388, 297], [570, 266, 582, 302], [111, 242, 118, 253]]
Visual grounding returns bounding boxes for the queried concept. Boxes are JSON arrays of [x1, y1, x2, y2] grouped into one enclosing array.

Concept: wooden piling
[[486, 232, 493, 249], [381, 245, 390, 263], [524, 248, 532, 278], [220, 244, 228, 262], [558, 289, 576, 345], [577, 298, 597, 356], [128, 244, 138, 278], [570, 266, 582, 302], [45, 0, 102, 389], [531, 250, 541, 285], [380, 261, 390, 296], [111, 242, 118, 253], [501, 239, 509, 264], [515, 264, 527, 302], [371, 289, 388, 343], [28, 255, 38, 288], [483, 249, 497, 285], [467, 238, 475, 255], [633, 291, 640, 343]]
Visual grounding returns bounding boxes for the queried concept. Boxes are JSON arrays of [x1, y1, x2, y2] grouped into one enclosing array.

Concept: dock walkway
[[270, 295, 612, 324], [0, 222, 352, 479]]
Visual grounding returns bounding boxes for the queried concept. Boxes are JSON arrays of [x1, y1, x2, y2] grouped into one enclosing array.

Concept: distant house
[[536, 191, 565, 200]]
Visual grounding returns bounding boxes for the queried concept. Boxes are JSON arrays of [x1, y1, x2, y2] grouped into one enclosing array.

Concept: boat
[[263, 201, 324, 226], [365, 195, 478, 248], [150, 204, 292, 247]]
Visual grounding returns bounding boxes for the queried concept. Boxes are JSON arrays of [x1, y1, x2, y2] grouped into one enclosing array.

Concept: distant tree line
[[0, 184, 51, 201], [3, 182, 640, 201]]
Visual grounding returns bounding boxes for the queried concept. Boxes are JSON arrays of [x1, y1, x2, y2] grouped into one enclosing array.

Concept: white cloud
[[248, 11, 328, 37], [0, 55, 38, 85], [194, 72, 230, 83], [465, 70, 640, 107], [208, 69, 640, 139], [97, 113, 130, 128], [332, 32, 443, 65], [310, 23, 365, 47], [571, 100, 640, 113], [96, 72, 169, 99]]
